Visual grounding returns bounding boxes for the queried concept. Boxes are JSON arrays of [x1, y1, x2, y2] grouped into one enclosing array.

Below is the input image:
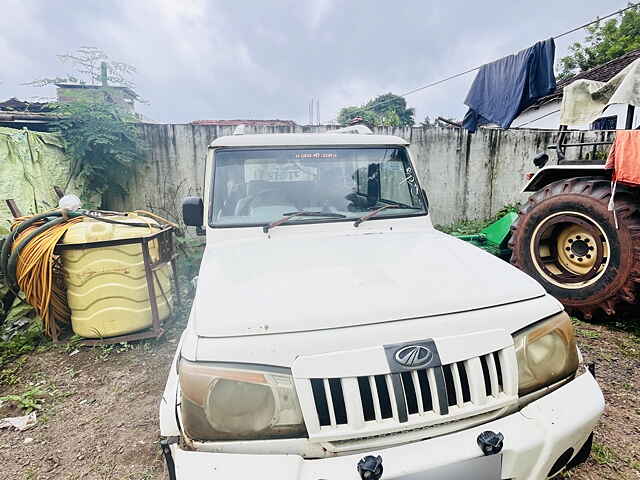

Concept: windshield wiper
[[353, 204, 422, 227], [263, 211, 346, 233]]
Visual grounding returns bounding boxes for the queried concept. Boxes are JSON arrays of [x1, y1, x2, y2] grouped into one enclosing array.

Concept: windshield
[[210, 147, 427, 227]]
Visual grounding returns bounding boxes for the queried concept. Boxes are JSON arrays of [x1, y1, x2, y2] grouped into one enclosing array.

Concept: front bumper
[[167, 370, 603, 479]]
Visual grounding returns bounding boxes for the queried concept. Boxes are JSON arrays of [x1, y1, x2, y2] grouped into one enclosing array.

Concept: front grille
[[301, 347, 517, 447]]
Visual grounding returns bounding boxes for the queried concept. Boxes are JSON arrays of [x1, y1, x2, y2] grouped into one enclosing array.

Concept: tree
[[25, 47, 137, 90], [558, 5, 640, 80], [337, 93, 415, 127], [337, 106, 380, 128], [53, 94, 144, 203]]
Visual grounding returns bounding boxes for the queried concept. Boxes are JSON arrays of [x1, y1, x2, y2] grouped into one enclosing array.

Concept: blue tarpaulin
[[463, 39, 556, 132]]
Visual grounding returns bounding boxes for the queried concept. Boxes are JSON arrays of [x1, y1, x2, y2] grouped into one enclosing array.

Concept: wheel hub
[[556, 225, 598, 273], [570, 239, 589, 257], [530, 212, 609, 288]]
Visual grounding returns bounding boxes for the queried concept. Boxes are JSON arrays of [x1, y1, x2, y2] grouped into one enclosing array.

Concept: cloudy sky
[[0, 0, 630, 124]]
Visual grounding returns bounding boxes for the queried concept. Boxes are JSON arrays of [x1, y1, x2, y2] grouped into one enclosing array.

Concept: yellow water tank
[[61, 214, 173, 338]]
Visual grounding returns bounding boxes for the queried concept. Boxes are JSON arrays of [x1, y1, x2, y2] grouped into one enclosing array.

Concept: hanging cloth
[[560, 58, 640, 127], [605, 130, 640, 186], [463, 39, 556, 132], [605, 130, 640, 228]]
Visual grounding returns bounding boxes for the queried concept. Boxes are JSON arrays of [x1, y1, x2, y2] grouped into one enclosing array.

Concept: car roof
[[209, 133, 410, 148]]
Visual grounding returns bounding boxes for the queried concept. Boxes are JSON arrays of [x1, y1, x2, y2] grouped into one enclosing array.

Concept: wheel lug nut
[[569, 239, 574, 243], [589, 246, 594, 251], [565, 247, 570, 251], [586, 254, 591, 259], [570, 254, 575, 259], [576, 235, 582, 240], [585, 238, 590, 243], [578, 257, 583, 262]]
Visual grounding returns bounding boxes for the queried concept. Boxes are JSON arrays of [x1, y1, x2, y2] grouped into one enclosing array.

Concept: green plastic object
[[481, 211, 518, 247], [455, 211, 518, 258]]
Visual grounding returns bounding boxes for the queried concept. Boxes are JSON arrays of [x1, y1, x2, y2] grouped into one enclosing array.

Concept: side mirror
[[182, 196, 204, 227], [533, 152, 549, 168]]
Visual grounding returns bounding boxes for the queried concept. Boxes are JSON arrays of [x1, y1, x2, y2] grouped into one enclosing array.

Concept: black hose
[[0, 212, 62, 277], [80, 212, 162, 228], [6, 217, 67, 290]]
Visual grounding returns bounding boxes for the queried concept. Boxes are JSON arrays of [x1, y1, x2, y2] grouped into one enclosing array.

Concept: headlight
[[514, 311, 579, 396], [178, 359, 307, 441]]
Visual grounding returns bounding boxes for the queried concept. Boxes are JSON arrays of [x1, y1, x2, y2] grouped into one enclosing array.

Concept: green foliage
[[436, 218, 490, 236], [0, 357, 26, 386], [337, 93, 415, 127], [436, 204, 520, 236], [0, 320, 47, 369], [0, 387, 46, 413], [591, 441, 618, 466], [52, 97, 144, 201], [558, 5, 640, 79]]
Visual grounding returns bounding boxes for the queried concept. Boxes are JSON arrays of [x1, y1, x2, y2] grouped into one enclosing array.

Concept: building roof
[[0, 97, 55, 113], [529, 49, 640, 109], [0, 98, 57, 130], [191, 119, 299, 127], [54, 82, 137, 98], [209, 133, 409, 148]]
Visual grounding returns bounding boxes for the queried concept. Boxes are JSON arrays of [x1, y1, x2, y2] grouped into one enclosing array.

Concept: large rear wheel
[[510, 177, 640, 318]]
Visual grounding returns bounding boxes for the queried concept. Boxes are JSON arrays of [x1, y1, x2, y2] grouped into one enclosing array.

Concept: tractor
[[509, 111, 639, 319]]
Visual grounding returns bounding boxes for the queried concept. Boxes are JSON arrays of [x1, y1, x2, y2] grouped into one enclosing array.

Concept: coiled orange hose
[[11, 217, 83, 338]]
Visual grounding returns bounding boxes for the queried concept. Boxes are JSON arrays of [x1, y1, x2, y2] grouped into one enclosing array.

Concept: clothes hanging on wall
[[463, 39, 556, 133], [560, 59, 640, 127], [605, 130, 640, 185]]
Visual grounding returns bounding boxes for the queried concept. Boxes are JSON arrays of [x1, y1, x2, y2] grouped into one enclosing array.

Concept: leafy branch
[[557, 5, 640, 80], [24, 47, 138, 92], [52, 96, 144, 202]]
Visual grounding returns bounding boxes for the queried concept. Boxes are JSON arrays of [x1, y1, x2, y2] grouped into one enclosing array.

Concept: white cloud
[[307, 0, 335, 31]]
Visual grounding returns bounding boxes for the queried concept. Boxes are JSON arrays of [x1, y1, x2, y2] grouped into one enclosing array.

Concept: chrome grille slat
[[451, 363, 464, 408], [465, 357, 487, 405], [498, 348, 517, 393], [385, 375, 400, 421], [410, 370, 424, 413], [323, 378, 337, 426], [342, 377, 363, 429], [369, 376, 382, 421], [486, 353, 500, 396], [426, 368, 441, 414]]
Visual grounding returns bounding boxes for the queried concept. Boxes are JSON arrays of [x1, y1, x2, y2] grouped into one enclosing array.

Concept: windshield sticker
[[405, 167, 420, 195], [295, 152, 338, 159], [245, 162, 317, 182]]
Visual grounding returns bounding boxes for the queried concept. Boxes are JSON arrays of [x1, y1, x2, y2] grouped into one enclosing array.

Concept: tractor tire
[[509, 177, 640, 318]]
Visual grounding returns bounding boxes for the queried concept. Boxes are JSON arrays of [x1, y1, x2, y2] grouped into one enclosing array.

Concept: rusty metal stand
[[54, 226, 178, 346]]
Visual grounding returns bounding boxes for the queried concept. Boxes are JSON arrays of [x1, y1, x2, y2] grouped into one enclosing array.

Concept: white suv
[[160, 131, 603, 480]]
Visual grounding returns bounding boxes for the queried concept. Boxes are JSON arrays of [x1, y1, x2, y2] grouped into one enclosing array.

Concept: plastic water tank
[[61, 214, 173, 338]]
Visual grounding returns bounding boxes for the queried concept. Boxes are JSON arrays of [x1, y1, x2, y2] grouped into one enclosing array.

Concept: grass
[[0, 356, 27, 386], [435, 203, 520, 236], [0, 386, 46, 413], [576, 328, 600, 339], [591, 442, 617, 466], [0, 320, 48, 370]]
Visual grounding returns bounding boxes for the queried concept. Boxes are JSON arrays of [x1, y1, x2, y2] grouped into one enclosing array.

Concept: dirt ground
[[0, 315, 638, 480]]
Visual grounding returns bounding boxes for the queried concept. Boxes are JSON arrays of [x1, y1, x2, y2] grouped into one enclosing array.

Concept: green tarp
[[0, 127, 92, 230]]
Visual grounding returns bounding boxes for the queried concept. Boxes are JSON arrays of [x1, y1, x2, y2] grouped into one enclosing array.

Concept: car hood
[[192, 229, 545, 337]]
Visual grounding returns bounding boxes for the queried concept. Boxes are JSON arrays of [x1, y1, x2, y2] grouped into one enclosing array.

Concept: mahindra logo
[[394, 345, 433, 368]]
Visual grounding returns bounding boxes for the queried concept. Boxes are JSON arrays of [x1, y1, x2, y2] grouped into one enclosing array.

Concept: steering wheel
[[237, 189, 282, 215]]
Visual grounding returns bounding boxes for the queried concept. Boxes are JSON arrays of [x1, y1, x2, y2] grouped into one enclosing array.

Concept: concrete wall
[[113, 123, 611, 226]]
